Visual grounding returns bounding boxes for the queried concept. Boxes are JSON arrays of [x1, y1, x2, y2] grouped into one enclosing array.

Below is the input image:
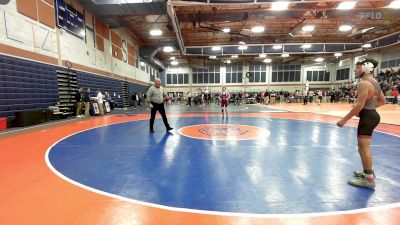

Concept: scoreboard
[[55, 0, 85, 39]]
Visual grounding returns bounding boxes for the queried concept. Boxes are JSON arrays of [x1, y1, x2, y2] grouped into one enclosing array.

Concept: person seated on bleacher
[[393, 88, 399, 104], [386, 88, 393, 97], [390, 68, 396, 76], [386, 69, 391, 76]]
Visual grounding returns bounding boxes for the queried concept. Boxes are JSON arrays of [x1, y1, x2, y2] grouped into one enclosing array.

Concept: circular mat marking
[[178, 124, 270, 140]]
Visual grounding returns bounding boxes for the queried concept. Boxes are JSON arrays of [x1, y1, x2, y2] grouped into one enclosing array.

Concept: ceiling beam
[[167, 1, 185, 54], [171, 0, 388, 7], [176, 6, 394, 14]]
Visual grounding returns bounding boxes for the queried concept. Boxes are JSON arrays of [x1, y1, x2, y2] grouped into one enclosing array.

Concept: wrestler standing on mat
[[337, 58, 385, 189], [219, 87, 230, 117]]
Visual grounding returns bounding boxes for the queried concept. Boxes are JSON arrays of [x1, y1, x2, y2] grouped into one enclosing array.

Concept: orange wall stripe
[[0, 44, 58, 65], [62, 60, 112, 77]]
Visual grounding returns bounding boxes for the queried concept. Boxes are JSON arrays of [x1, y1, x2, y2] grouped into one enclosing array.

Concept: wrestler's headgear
[[356, 58, 378, 76]]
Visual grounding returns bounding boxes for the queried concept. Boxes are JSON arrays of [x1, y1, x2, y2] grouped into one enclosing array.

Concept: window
[[160, 73, 166, 84], [193, 73, 198, 83], [166, 73, 189, 85], [226, 66, 243, 83], [149, 67, 156, 81], [167, 74, 172, 84], [140, 61, 145, 71], [272, 64, 301, 82], [178, 74, 183, 84], [381, 61, 388, 69], [380, 57, 400, 69], [336, 68, 350, 81], [389, 59, 396, 68], [248, 65, 267, 83], [306, 70, 330, 82], [192, 67, 221, 84]]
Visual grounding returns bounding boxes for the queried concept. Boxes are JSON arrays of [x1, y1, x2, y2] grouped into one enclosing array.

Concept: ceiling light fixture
[[362, 43, 372, 48], [259, 53, 267, 58], [337, 1, 357, 10], [314, 57, 324, 62], [273, 45, 283, 50], [388, 0, 400, 8], [338, 25, 353, 32], [282, 53, 289, 57], [263, 58, 272, 63], [251, 26, 265, 33], [334, 52, 343, 57], [301, 44, 312, 49], [212, 46, 221, 51], [163, 46, 174, 52], [271, 1, 289, 11], [302, 25, 315, 32], [150, 29, 162, 36], [171, 61, 179, 65], [223, 28, 231, 33]]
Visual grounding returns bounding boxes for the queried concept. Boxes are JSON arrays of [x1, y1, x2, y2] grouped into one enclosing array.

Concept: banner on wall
[[105, 102, 111, 113], [122, 40, 128, 63], [93, 103, 99, 115]]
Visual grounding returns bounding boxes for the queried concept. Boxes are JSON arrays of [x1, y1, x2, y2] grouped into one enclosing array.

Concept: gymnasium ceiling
[[80, 0, 400, 67]]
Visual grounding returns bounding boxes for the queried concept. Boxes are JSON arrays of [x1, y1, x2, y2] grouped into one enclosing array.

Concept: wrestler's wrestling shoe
[[353, 170, 376, 179], [348, 175, 375, 189]]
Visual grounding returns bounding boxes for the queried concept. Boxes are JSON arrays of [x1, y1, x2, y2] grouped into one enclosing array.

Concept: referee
[[146, 78, 173, 133]]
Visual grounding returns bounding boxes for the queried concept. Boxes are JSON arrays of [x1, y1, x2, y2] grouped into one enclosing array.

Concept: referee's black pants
[[150, 102, 170, 131]]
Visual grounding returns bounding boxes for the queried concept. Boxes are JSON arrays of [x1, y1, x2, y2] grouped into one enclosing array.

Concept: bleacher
[[128, 82, 148, 96], [0, 54, 59, 120], [76, 71, 126, 107], [0, 54, 153, 128]]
